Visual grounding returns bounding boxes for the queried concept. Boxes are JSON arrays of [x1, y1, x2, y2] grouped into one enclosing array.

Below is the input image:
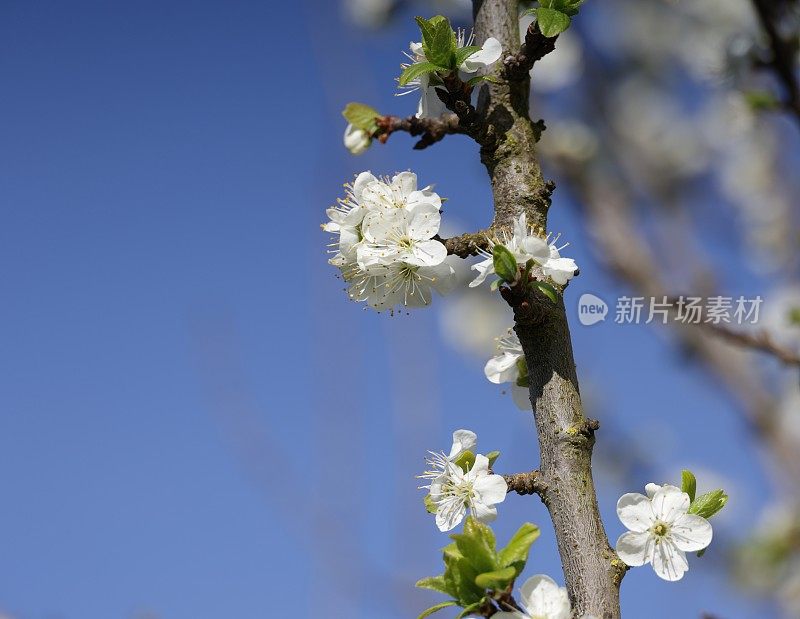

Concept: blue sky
[[0, 1, 778, 618]]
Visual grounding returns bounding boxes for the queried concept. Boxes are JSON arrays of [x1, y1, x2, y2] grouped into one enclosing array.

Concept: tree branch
[[472, 0, 624, 616], [374, 113, 465, 149], [503, 470, 548, 497], [435, 232, 491, 258], [698, 322, 800, 367]]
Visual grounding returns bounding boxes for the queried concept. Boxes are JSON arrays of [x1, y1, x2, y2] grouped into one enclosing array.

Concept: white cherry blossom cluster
[[323, 171, 456, 311], [616, 483, 713, 581], [484, 328, 530, 410], [397, 31, 503, 119], [470, 213, 579, 288], [419, 429, 507, 532]]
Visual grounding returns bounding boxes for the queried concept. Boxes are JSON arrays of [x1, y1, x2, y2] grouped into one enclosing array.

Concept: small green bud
[[688, 489, 728, 519], [681, 469, 697, 503]]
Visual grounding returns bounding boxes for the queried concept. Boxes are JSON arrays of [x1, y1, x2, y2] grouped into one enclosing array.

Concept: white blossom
[[343, 123, 370, 154], [616, 483, 713, 581], [426, 453, 507, 532], [493, 574, 571, 619], [398, 32, 502, 119], [470, 214, 577, 288], [323, 171, 454, 311], [484, 328, 530, 410]]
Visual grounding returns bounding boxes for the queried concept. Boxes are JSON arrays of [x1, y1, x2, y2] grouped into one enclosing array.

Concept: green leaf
[[474, 566, 517, 590], [416, 15, 456, 69], [536, 7, 571, 37], [688, 489, 728, 519], [453, 450, 476, 473], [399, 61, 445, 87], [444, 555, 484, 605], [451, 517, 498, 574], [441, 543, 483, 605], [454, 45, 483, 68], [417, 600, 458, 619], [498, 522, 540, 576], [424, 493, 439, 514], [342, 102, 380, 132], [486, 451, 500, 467], [416, 575, 453, 595], [681, 470, 697, 503], [492, 244, 518, 283], [534, 281, 559, 303], [551, 0, 584, 17]]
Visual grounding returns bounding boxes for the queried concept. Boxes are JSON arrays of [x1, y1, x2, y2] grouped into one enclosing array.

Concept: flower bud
[[343, 123, 371, 155]]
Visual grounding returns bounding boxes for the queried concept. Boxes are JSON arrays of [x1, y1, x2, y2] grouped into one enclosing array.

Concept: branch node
[[503, 470, 548, 499]]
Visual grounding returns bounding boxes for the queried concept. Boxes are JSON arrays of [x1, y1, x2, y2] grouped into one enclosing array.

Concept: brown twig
[[504, 22, 558, 81], [374, 113, 465, 149]]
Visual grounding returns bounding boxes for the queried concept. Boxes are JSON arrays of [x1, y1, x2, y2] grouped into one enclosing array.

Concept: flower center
[[442, 479, 475, 507], [397, 235, 414, 249], [651, 521, 670, 539]]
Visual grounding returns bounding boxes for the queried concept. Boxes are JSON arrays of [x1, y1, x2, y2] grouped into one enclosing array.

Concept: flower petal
[[449, 429, 478, 459], [352, 171, 378, 202], [470, 453, 491, 475], [407, 188, 442, 212], [616, 493, 656, 532], [391, 171, 417, 197], [512, 384, 531, 410], [645, 483, 661, 499], [543, 257, 578, 285], [670, 514, 713, 552], [408, 239, 447, 267], [424, 262, 456, 296], [484, 352, 520, 384], [472, 501, 497, 523], [407, 204, 441, 240], [651, 485, 690, 524], [522, 236, 550, 263], [615, 531, 652, 567], [416, 85, 448, 119], [474, 474, 508, 505], [651, 539, 689, 581], [469, 259, 494, 287], [460, 36, 502, 72], [435, 501, 466, 532]]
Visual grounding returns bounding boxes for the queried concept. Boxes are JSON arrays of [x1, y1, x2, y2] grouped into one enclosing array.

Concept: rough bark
[[472, 1, 625, 616]]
